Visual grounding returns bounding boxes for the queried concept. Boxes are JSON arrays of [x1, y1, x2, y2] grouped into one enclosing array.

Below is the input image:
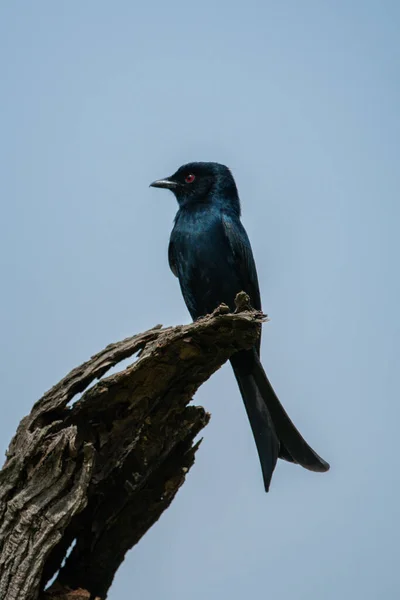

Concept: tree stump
[[0, 297, 264, 600]]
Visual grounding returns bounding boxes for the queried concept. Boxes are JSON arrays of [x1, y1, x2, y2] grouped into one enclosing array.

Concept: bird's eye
[[185, 174, 196, 184]]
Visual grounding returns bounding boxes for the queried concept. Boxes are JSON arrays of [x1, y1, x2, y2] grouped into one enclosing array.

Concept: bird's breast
[[171, 209, 242, 317]]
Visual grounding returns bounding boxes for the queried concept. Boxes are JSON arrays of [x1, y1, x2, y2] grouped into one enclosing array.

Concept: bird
[[150, 161, 329, 492]]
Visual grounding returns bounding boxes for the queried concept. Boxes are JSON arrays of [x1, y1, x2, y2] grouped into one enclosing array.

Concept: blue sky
[[0, 2, 399, 598]]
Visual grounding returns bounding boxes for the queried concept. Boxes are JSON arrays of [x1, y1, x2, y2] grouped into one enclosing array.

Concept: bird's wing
[[222, 214, 262, 312]]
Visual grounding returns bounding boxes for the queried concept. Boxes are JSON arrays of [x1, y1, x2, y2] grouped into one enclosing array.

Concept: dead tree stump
[[0, 296, 264, 600]]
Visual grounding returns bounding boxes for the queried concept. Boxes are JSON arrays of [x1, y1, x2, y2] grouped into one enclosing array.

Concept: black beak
[[149, 177, 178, 190]]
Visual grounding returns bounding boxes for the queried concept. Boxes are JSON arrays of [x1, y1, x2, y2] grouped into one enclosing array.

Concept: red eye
[[185, 174, 196, 183]]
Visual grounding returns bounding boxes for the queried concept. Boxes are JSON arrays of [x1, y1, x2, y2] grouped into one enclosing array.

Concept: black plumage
[[151, 162, 329, 492]]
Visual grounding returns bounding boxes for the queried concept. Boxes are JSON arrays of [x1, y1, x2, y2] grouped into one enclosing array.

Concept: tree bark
[[0, 295, 264, 600]]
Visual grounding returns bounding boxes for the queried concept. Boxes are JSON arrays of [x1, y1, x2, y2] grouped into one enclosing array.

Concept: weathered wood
[[0, 296, 265, 600]]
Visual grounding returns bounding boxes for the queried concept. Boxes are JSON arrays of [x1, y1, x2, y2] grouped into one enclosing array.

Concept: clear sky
[[1, 1, 399, 598]]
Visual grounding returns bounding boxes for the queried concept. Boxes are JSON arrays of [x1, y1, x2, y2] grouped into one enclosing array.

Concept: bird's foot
[[234, 291, 252, 313]]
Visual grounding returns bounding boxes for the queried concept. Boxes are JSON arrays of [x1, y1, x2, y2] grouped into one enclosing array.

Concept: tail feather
[[231, 349, 329, 492], [251, 351, 330, 472], [233, 369, 280, 492]]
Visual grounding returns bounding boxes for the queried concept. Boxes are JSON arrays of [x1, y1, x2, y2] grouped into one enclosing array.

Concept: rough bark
[[0, 295, 264, 600]]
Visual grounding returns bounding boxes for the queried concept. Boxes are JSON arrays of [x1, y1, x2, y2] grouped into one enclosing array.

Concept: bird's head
[[150, 161, 240, 213]]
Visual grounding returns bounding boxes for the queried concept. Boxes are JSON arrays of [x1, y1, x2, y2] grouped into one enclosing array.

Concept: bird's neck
[[177, 191, 241, 218]]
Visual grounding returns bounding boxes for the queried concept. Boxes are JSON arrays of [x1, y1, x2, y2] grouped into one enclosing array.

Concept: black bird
[[151, 162, 329, 492]]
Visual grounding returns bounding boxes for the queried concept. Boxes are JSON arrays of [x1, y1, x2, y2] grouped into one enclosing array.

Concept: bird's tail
[[230, 348, 330, 493]]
